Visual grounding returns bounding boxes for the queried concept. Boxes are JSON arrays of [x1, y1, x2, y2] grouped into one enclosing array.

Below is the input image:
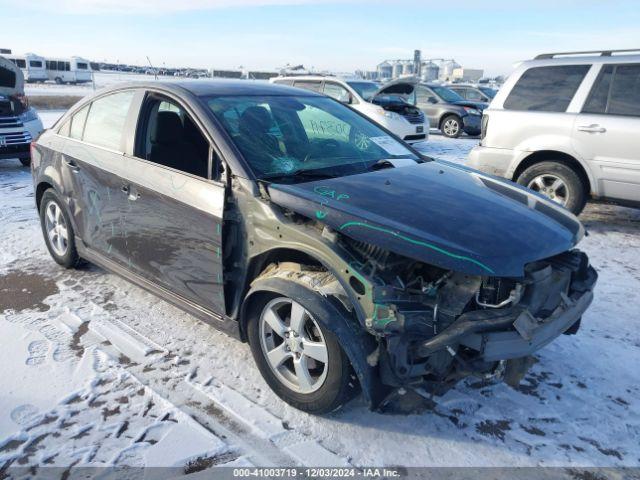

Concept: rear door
[[118, 91, 226, 314], [573, 63, 640, 202], [59, 90, 138, 265]]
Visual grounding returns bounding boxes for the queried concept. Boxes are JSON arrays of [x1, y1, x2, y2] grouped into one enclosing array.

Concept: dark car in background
[[375, 79, 488, 138], [31, 80, 596, 414], [448, 84, 498, 103]]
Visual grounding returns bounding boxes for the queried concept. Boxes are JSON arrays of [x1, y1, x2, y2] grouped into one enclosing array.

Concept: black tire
[[19, 157, 31, 167], [516, 161, 587, 215], [54, 77, 63, 85], [39, 189, 81, 268], [440, 115, 462, 138], [247, 285, 358, 414]]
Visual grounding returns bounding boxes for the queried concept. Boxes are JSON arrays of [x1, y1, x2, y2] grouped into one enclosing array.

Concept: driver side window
[[136, 95, 212, 179], [416, 87, 437, 105]]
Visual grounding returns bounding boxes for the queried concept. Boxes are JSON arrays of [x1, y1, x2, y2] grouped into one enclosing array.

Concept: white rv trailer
[[45, 56, 92, 84], [6, 53, 47, 82]]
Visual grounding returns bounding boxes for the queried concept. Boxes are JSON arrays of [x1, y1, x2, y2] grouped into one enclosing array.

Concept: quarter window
[[83, 91, 135, 150], [504, 65, 590, 112], [70, 105, 90, 140]]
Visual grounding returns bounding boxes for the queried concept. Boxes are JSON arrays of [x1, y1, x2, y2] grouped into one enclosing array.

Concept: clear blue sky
[[2, 0, 639, 76]]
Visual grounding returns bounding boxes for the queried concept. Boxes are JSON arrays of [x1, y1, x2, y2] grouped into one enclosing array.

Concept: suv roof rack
[[535, 48, 640, 59]]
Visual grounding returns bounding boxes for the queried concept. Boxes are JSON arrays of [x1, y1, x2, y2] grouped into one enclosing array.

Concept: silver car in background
[[468, 49, 640, 214]]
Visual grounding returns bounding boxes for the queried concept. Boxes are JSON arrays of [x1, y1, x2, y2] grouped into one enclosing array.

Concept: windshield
[[207, 94, 420, 182], [430, 86, 464, 103], [478, 86, 497, 98], [346, 81, 379, 101]]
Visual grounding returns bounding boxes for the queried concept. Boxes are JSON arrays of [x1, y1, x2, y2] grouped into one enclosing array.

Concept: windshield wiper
[[261, 169, 338, 182]]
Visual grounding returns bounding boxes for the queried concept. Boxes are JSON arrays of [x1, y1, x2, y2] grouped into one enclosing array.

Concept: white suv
[[468, 49, 640, 214], [270, 76, 428, 144], [1, 55, 44, 166]]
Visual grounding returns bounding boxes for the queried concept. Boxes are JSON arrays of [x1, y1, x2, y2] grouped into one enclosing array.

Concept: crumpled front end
[[340, 235, 597, 395]]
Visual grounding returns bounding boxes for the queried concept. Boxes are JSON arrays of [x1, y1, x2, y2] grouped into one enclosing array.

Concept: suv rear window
[[504, 65, 590, 112]]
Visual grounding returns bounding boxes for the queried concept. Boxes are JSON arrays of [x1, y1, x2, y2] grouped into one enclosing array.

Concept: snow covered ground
[[0, 110, 639, 474]]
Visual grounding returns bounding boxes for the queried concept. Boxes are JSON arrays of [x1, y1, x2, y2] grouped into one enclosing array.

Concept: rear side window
[[293, 80, 322, 92], [323, 82, 350, 103], [504, 65, 590, 112], [83, 91, 135, 150], [582, 64, 640, 116], [582, 65, 613, 114], [608, 64, 640, 116]]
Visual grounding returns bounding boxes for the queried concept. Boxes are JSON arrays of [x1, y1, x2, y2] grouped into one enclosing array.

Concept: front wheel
[[517, 161, 587, 215], [247, 289, 357, 414], [441, 115, 462, 138]]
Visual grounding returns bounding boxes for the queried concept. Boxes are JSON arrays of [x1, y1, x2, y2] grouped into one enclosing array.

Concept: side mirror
[[428, 97, 438, 104]]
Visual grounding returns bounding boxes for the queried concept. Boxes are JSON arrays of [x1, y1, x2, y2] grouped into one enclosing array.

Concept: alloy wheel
[[259, 297, 329, 394], [44, 200, 69, 257], [527, 174, 569, 206], [443, 118, 460, 137]]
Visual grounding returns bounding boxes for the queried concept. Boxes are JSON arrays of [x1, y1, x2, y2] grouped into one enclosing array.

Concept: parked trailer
[[45, 57, 92, 84], [6, 53, 47, 82]]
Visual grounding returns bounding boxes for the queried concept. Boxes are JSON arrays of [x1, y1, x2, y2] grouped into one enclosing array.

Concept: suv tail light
[[480, 113, 489, 141]]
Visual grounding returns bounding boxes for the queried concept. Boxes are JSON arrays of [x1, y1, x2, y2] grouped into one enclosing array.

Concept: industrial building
[[374, 50, 483, 83]]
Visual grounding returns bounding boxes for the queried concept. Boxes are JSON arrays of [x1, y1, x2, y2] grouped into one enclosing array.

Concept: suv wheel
[[517, 161, 587, 215], [441, 115, 462, 138], [247, 289, 357, 414], [39, 189, 81, 268]]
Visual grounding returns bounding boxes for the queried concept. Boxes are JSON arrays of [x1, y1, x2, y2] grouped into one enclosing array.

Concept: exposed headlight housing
[[375, 107, 400, 120]]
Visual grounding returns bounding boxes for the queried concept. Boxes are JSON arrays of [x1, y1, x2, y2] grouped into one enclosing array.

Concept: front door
[[119, 93, 226, 314], [573, 63, 640, 202]]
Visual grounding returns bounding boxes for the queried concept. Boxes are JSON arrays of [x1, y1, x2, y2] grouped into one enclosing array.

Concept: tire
[[39, 189, 81, 268], [54, 77, 63, 85], [516, 161, 587, 215], [440, 115, 462, 138], [19, 158, 31, 167], [247, 283, 358, 414]]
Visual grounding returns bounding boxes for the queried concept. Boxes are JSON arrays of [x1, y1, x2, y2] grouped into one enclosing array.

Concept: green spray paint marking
[[315, 210, 328, 220], [339, 221, 495, 274], [372, 304, 396, 328]]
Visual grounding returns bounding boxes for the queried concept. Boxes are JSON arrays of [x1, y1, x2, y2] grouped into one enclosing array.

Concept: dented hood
[[267, 162, 583, 277], [0, 56, 24, 96]]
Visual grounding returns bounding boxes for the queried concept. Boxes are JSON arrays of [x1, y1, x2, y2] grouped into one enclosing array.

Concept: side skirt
[[76, 238, 242, 340]]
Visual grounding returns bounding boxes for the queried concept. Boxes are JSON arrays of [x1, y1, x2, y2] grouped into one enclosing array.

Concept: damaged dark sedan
[[31, 81, 597, 414]]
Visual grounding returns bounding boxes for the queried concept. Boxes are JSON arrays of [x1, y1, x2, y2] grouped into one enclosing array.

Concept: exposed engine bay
[[339, 235, 597, 393]]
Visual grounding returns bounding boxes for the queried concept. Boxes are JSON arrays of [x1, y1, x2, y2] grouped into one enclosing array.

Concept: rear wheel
[[517, 161, 587, 215], [247, 286, 358, 414], [39, 189, 81, 268], [54, 77, 63, 85], [441, 115, 462, 138]]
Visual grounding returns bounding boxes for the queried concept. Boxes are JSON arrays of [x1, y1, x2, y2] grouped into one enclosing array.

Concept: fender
[[242, 276, 387, 409]]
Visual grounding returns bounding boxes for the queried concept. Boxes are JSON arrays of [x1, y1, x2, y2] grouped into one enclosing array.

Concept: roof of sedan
[[106, 79, 321, 97]]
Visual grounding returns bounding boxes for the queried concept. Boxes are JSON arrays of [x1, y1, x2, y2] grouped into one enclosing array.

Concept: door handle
[[64, 158, 80, 171], [577, 124, 606, 133]]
